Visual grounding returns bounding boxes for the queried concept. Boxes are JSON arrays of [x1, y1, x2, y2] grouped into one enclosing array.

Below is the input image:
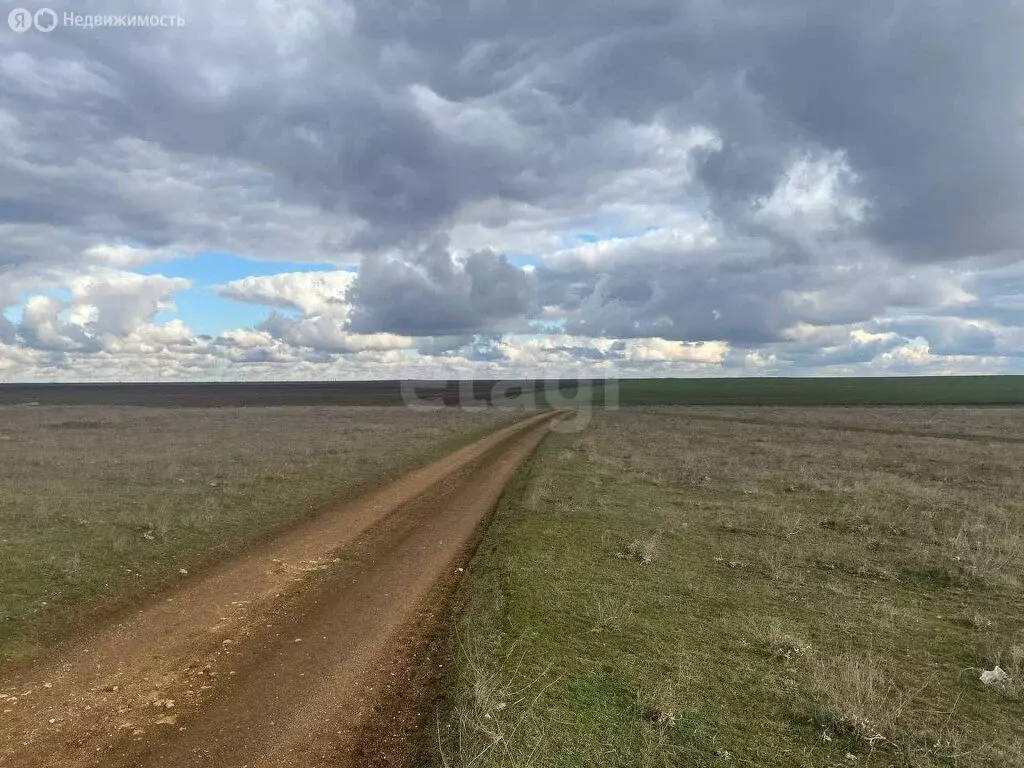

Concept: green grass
[[605, 376, 1024, 406], [0, 405, 513, 662], [436, 407, 1024, 767]]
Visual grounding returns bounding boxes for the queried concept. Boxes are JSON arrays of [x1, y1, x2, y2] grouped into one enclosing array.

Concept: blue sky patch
[[141, 252, 353, 335], [138, 252, 344, 287], [161, 288, 275, 336]]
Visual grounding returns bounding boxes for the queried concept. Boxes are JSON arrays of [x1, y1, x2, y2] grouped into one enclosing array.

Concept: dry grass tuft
[[810, 653, 910, 747], [760, 619, 811, 663], [949, 518, 1023, 583], [588, 596, 631, 634], [635, 683, 679, 728], [621, 534, 663, 565], [440, 636, 556, 768]]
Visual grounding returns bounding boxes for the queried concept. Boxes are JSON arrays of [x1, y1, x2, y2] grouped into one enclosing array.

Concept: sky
[[1, 0, 1023, 381]]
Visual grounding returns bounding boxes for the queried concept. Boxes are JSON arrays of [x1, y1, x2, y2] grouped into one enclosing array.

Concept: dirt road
[[0, 410, 561, 768]]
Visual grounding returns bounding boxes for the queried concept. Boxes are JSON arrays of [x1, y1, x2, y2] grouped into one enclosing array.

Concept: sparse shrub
[[760, 619, 811, 663], [949, 518, 1022, 583], [623, 534, 663, 564], [440, 635, 553, 768], [588, 596, 630, 633], [810, 653, 909, 748], [969, 612, 993, 630], [854, 562, 897, 581], [54, 551, 81, 581], [635, 683, 679, 728], [870, 600, 902, 630], [773, 507, 806, 539], [760, 546, 792, 581]]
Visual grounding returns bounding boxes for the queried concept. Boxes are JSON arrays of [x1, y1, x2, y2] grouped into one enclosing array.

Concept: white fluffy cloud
[[10, 267, 190, 356], [69, 271, 189, 337], [219, 271, 356, 318], [628, 339, 729, 364]]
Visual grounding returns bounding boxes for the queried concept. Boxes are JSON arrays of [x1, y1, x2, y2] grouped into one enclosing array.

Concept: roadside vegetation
[[0, 405, 512, 662], [437, 407, 1024, 767]]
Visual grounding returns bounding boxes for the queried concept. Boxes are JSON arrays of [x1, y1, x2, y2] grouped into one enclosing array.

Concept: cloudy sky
[[1, 0, 1022, 381]]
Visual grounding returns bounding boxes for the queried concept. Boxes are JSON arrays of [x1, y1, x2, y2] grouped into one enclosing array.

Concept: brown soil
[[0, 410, 562, 767]]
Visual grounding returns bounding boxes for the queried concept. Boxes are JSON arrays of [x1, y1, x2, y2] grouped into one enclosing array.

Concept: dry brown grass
[[584, 406, 1024, 589], [809, 653, 911, 747], [623, 533, 663, 564], [0, 405, 512, 660]]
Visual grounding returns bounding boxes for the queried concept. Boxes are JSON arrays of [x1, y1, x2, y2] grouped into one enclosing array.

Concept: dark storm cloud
[[536, 227, 984, 345], [353, 0, 1024, 260], [2, 5, 531, 255], [742, 1, 1024, 260], [537, 247, 794, 345], [9, 0, 1022, 260], [346, 238, 533, 335]]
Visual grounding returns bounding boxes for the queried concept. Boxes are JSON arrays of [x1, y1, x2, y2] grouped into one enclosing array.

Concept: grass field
[[437, 407, 1024, 767], [12, 375, 1018, 411], [607, 376, 1024, 406], [0, 380, 601, 407], [0, 405, 513, 662]]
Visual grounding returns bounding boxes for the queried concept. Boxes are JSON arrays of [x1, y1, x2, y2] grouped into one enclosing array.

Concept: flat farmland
[[609, 376, 1024, 405], [439, 406, 1024, 767], [7, 399, 1024, 767], [0, 405, 513, 662], [0, 380, 600, 407]]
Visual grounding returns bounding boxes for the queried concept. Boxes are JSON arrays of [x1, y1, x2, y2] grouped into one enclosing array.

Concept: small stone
[[980, 666, 1010, 685]]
